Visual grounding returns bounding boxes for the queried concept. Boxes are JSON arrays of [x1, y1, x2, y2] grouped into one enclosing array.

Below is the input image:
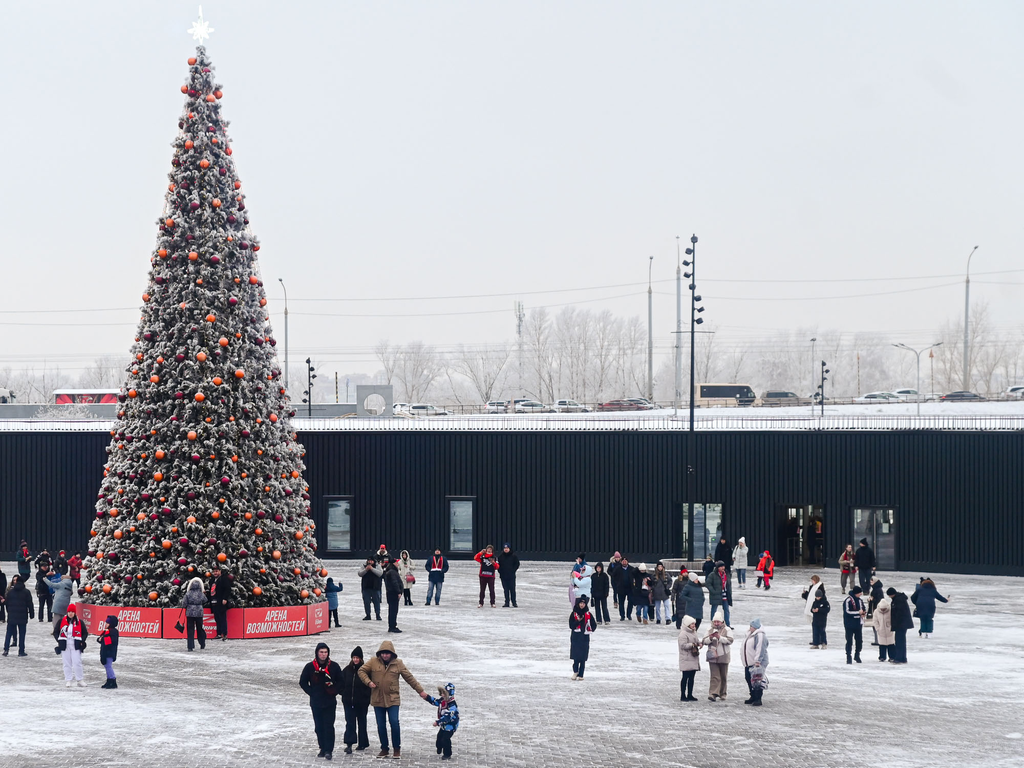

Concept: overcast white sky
[[1, 1, 1021, 383]]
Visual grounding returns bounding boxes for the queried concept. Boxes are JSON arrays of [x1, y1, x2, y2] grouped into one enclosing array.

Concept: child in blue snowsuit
[[425, 682, 459, 760], [325, 578, 343, 628]]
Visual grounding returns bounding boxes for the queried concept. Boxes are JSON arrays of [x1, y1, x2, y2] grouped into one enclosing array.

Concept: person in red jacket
[[67, 552, 84, 588], [474, 545, 500, 608], [760, 551, 775, 591]]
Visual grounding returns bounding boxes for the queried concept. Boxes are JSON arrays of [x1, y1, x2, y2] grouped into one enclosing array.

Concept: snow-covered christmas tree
[[82, 42, 326, 608]]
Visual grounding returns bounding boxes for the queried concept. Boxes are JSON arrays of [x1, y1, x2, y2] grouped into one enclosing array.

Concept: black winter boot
[[854, 653, 862, 663], [847, 655, 852, 664]]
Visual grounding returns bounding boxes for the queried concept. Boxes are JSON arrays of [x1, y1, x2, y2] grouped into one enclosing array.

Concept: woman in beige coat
[[703, 607, 733, 700], [871, 593, 894, 662], [677, 615, 702, 702]]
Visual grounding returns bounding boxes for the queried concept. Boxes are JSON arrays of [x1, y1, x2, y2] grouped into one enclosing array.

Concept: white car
[[513, 399, 551, 414], [485, 400, 509, 413], [393, 402, 411, 414], [1004, 385, 1024, 399], [552, 399, 590, 413], [855, 391, 901, 403], [408, 403, 451, 417], [893, 388, 923, 402]]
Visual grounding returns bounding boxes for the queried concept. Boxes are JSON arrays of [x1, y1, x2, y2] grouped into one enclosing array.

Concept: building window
[[325, 497, 352, 552], [688, 503, 723, 560], [448, 498, 474, 552]]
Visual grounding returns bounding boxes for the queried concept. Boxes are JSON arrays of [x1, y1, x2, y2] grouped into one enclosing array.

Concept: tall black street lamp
[[815, 360, 829, 417], [301, 357, 317, 418], [682, 234, 703, 558]]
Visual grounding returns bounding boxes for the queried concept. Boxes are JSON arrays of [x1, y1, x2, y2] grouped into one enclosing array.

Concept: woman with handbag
[[398, 551, 416, 607], [677, 615, 702, 701], [742, 618, 769, 706], [182, 577, 208, 651]]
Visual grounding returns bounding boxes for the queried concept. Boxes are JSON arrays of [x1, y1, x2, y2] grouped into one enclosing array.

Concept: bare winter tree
[[448, 343, 513, 403], [78, 356, 126, 389], [393, 341, 442, 402], [374, 340, 399, 386]]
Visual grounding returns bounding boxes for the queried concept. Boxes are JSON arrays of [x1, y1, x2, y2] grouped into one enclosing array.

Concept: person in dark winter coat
[[54, 551, 69, 576], [209, 566, 232, 640], [0, 565, 7, 623], [325, 578, 343, 628], [359, 558, 383, 620], [843, 586, 867, 664], [854, 538, 875, 593], [183, 577, 208, 651], [590, 562, 611, 624], [383, 560, 405, 633], [424, 549, 449, 605], [35, 566, 54, 623], [681, 572, 706, 630], [671, 568, 689, 629], [611, 556, 633, 620], [35, 549, 53, 574], [714, 537, 734, 574], [809, 588, 830, 649], [98, 615, 119, 689], [701, 555, 716, 579], [340, 646, 371, 753], [300, 642, 344, 759], [374, 545, 391, 567], [425, 682, 460, 760], [887, 588, 914, 663], [707, 562, 733, 628], [569, 596, 597, 680], [3, 575, 34, 656], [17, 544, 33, 582], [631, 564, 652, 624], [498, 544, 520, 608], [911, 578, 949, 637]]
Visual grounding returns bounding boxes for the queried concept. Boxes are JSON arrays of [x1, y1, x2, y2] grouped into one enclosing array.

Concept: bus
[[694, 383, 756, 407], [54, 389, 120, 404]]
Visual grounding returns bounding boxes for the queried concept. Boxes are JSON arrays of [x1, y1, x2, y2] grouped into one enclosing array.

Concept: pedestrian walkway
[[0, 560, 1020, 767]]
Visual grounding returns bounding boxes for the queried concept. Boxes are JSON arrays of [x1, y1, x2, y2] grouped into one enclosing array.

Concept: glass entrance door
[[448, 498, 474, 553], [780, 505, 824, 566], [853, 507, 896, 570]]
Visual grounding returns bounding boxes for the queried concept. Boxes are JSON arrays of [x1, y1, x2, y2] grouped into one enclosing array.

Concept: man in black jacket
[[35, 565, 53, 623], [209, 566, 233, 640], [340, 645, 372, 753], [843, 586, 867, 664], [887, 587, 914, 664], [359, 559, 383, 621], [498, 543, 520, 608], [383, 560, 405, 633], [855, 538, 875, 593], [3, 575, 34, 656], [612, 557, 634, 621], [300, 642, 343, 759], [713, 537, 734, 575]]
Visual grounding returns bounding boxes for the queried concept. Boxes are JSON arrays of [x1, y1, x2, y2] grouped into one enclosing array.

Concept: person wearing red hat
[[57, 604, 88, 687]]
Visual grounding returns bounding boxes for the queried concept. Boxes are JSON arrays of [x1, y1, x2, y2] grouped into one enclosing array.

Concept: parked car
[[393, 402, 411, 414], [893, 388, 924, 402], [408, 403, 452, 416], [1004, 385, 1024, 399], [855, 391, 901, 403], [485, 400, 510, 413], [597, 399, 642, 412], [940, 391, 985, 401], [552, 399, 590, 413], [513, 399, 552, 414], [760, 391, 810, 406], [626, 398, 657, 410]]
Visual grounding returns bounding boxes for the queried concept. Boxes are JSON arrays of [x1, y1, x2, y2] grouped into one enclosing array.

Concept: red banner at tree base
[[79, 602, 327, 639]]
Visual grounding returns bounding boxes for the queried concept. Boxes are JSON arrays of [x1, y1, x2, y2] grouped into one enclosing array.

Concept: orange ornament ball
[[165, 218, 175, 227], [235, 369, 245, 379], [188, 251, 199, 261], [142, 293, 151, 302], [213, 377, 223, 386], [206, 314, 216, 323], [252, 586, 263, 596], [218, 337, 229, 347], [293, 568, 301, 576], [212, 198, 221, 208], [211, 510, 220, 520], [153, 472, 163, 482], [187, 431, 197, 440], [127, 389, 138, 398], [199, 159, 211, 169], [291, 471, 300, 479], [85, 585, 94, 594], [206, 94, 216, 103], [194, 393, 205, 402], [149, 591, 159, 601], [150, 375, 160, 384], [113, 530, 123, 539], [162, 540, 172, 549], [254, 527, 263, 536], [259, 298, 267, 307], [184, 140, 194, 150], [158, 248, 168, 258], [272, 550, 282, 560], [259, 567, 266, 574], [102, 584, 112, 594], [155, 450, 165, 460], [186, 515, 197, 524], [180, 85, 188, 94], [196, 351, 207, 362], [137, 512, 146, 521], [244, 512, 252, 520], [320, 568, 329, 578], [300, 590, 309, 599], [129, 526, 136, 533], [294, 531, 304, 540], [109, 508, 119, 517], [269, 413, 278, 423], [188, 56, 197, 65], [313, 588, 322, 597], [214, 89, 223, 99], [217, 552, 227, 563], [249, 276, 259, 285], [234, 181, 242, 190]]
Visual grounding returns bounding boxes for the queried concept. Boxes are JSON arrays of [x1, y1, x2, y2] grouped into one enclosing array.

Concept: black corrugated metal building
[[1, 427, 1021, 576]]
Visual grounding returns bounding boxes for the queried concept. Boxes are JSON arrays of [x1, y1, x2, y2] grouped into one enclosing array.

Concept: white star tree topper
[[188, 6, 214, 42]]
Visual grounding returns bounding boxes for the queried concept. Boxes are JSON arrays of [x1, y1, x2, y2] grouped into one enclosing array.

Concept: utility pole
[[647, 256, 654, 403], [929, 348, 935, 396], [674, 237, 682, 418], [335, 372, 339, 403], [818, 361, 829, 417], [963, 245, 979, 391], [810, 337, 817, 414], [682, 235, 704, 560], [302, 358, 316, 418], [857, 352, 862, 397], [278, 278, 289, 394], [514, 301, 525, 401], [893, 343, 942, 416]]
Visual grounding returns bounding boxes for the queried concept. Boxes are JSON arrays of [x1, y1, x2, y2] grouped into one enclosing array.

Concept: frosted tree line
[[3, 305, 1023, 407]]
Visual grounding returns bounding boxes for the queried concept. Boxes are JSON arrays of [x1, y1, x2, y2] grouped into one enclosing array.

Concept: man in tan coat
[[357, 640, 428, 759]]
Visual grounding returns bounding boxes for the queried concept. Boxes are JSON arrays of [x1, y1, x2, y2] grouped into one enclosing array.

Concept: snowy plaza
[[1, 559, 1021, 768]]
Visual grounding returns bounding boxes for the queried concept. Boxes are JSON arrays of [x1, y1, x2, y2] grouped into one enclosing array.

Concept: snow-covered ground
[[1, 561, 1022, 767]]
